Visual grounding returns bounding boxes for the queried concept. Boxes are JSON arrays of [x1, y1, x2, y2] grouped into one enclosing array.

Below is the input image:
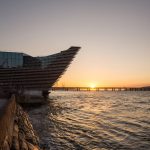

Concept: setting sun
[[89, 83, 96, 89]]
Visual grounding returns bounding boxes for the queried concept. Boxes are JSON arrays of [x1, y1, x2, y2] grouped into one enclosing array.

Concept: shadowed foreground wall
[[0, 95, 16, 148], [0, 96, 40, 149]]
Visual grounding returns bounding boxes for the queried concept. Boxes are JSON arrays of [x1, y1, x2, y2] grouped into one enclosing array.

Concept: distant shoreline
[[51, 86, 150, 91]]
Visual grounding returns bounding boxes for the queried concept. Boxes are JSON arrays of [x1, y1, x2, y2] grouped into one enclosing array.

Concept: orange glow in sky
[[0, 0, 150, 87]]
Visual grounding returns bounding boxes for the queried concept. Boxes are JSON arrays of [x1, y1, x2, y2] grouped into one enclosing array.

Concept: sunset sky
[[0, 0, 150, 87]]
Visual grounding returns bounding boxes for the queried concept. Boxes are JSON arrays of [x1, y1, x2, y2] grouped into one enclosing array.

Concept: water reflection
[[27, 91, 150, 150]]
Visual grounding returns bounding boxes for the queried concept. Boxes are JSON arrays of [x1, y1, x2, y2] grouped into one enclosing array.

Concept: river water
[[26, 91, 150, 150]]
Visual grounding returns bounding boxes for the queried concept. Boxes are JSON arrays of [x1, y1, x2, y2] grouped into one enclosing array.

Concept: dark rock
[[27, 142, 39, 150], [11, 137, 20, 150], [20, 140, 28, 150]]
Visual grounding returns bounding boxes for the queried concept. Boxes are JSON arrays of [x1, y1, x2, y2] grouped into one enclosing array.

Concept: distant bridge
[[51, 87, 150, 91]]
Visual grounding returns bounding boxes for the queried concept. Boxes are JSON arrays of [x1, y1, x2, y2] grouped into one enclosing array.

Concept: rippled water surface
[[27, 91, 150, 150]]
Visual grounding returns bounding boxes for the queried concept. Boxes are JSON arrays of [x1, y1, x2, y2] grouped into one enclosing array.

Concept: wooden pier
[[51, 87, 150, 91]]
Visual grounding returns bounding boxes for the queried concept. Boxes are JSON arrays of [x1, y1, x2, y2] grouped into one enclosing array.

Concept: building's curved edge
[[0, 46, 81, 98]]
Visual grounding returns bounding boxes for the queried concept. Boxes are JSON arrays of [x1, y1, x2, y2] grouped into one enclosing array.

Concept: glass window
[[8, 58, 11, 68], [12, 53, 15, 59], [8, 53, 11, 59], [11, 59, 15, 67], [3, 52, 6, 59], [0, 53, 2, 66], [0, 52, 23, 68]]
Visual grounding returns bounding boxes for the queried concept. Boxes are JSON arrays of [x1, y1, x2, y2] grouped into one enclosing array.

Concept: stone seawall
[[0, 95, 16, 148], [0, 96, 40, 150]]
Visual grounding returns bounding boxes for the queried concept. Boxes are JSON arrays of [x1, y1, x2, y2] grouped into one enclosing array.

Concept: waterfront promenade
[[52, 87, 150, 91]]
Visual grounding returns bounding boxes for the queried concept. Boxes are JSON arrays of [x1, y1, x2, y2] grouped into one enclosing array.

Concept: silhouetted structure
[[0, 47, 80, 97]]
